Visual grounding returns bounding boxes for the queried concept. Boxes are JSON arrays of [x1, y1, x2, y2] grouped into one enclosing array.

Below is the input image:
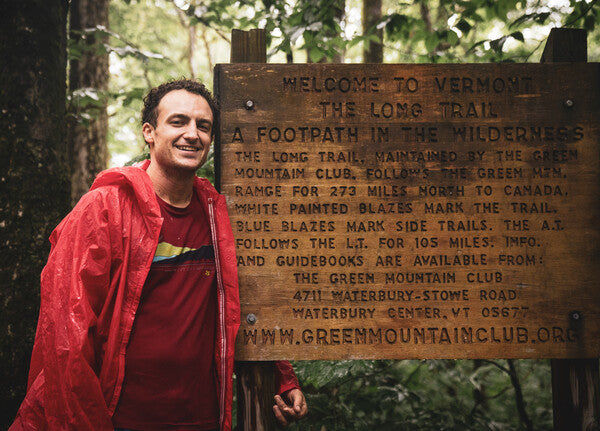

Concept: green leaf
[[368, 34, 382, 44], [535, 11, 551, 24], [466, 39, 488, 53], [509, 12, 543, 28], [124, 150, 150, 166], [68, 41, 84, 61], [119, 87, 146, 107], [309, 47, 325, 63], [455, 19, 472, 34], [446, 30, 460, 46], [584, 14, 596, 31], [470, 12, 485, 23], [385, 13, 409, 35], [425, 33, 439, 53], [510, 31, 524, 42]]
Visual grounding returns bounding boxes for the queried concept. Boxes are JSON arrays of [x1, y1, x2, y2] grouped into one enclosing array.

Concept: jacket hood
[[90, 160, 160, 222], [93, 158, 220, 205]]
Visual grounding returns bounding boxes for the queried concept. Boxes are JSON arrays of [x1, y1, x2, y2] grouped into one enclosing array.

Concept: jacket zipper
[[208, 197, 227, 430]]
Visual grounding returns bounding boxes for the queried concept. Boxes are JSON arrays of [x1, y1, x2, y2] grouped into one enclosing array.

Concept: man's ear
[[142, 123, 155, 147]]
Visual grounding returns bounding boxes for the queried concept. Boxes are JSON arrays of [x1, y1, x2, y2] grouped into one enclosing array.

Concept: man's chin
[[161, 161, 205, 177], [179, 156, 207, 170]]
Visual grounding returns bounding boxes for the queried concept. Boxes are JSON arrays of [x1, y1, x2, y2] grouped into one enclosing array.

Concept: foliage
[[106, 0, 600, 166], [103, 3, 598, 428], [285, 359, 553, 430], [375, 0, 596, 63]]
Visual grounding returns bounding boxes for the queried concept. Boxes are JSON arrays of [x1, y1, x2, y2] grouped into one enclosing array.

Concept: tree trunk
[[172, 1, 198, 79], [0, 1, 70, 427], [332, 0, 345, 63], [362, 0, 383, 63], [69, 0, 109, 204]]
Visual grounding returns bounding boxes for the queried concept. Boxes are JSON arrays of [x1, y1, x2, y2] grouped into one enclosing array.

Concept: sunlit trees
[[69, 0, 110, 203], [106, 0, 599, 165]]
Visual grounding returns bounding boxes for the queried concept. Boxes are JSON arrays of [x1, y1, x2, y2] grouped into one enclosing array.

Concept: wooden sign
[[214, 63, 600, 360]]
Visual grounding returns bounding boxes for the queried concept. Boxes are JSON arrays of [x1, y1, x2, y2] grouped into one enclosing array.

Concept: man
[[11, 79, 307, 430]]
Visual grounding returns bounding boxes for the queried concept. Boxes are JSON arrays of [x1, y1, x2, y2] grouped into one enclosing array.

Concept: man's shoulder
[[54, 165, 159, 240], [70, 164, 158, 218], [193, 176, 225, 201], [90, 165, 155, 202], [91, 165, 151, 192]]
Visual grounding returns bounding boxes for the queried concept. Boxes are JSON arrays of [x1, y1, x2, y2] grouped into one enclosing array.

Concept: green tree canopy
[[104, 0, 599, 167]]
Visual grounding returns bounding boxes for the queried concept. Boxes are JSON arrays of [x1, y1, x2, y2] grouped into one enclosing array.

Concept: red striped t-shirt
[[113, 193, 218, 430]]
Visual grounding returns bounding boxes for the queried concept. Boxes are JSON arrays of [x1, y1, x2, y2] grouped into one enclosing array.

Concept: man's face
[[142, 89, 213, 175]]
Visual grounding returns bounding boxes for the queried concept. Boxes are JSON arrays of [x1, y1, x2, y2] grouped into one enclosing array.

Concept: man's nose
[[182, 123, 199, 140]]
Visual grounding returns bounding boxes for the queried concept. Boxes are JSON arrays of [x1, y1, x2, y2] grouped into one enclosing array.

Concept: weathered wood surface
[[553, 358, 600, 431], [543, 27, 600, 431], [541, 28, 587, 63], [227, 28, 278, 431], [215, 63, 600, 360], [230, 29, 266, 63], [236, 362, 278, 431]]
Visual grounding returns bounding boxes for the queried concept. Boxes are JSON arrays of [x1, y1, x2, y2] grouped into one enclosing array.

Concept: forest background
[[1, 0, 599, 430]]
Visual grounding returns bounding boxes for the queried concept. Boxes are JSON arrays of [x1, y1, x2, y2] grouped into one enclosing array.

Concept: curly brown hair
[[141, 79, 219, 136]]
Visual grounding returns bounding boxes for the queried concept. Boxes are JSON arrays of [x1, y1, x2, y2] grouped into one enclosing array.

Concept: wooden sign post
[[217, 28, 600, 429], [541, 28, 600, 431], [226, 29, 278, 431]]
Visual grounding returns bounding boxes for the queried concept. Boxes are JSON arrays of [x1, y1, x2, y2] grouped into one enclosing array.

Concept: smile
[[175, 145, 201, 152]]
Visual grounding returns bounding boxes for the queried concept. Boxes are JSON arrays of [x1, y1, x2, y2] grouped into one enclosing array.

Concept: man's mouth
[[175, 145, 201, 152]]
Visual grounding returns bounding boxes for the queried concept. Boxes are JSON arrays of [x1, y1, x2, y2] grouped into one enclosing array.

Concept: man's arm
[[11, 192, 118, 430], [273, 361, 308, 426]]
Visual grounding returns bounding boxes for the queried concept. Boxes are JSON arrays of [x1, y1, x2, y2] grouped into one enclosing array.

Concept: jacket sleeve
[[10, 192, 116, 431], [275, 361, 300, 395]]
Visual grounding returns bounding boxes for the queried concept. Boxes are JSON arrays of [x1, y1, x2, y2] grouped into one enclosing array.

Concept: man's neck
[[147, 162, 195, 208]]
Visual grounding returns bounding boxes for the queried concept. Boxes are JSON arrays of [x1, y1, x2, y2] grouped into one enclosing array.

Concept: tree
[[69, 0, 110, 204], [363, 0, 383, 63], [0, 1, 70, 427], [305, 0, 346, 63]]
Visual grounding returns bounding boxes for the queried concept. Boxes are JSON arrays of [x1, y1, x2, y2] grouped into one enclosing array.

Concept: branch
[[402, 361, 425, 386], [193, 15, 231, 44], [200, 25, 213, 72], [481, 359, 509, 374], [507, 360, 534, 431], [334, 361, 396, 388], [565, 0, 599, 27], [420, 2, 432, 33], [170, 0, 197, 78], [524, 37, 546, 62], [468, 384, 512, 417]]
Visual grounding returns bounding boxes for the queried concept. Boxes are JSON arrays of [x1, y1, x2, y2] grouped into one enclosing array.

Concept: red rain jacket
[[11, 160, 299, 430]]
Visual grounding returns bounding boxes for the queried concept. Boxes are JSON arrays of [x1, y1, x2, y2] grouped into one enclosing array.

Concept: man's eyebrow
[[166, 113, 190, 120], [165, 113, 212, 126], [196, 118, 213, 127]]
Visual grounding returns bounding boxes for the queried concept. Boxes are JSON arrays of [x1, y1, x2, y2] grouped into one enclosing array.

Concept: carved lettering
[[220, 64, 599, 360]]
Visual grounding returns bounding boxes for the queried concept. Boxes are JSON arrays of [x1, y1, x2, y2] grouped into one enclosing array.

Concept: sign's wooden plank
[[215, 63, 600, 360]]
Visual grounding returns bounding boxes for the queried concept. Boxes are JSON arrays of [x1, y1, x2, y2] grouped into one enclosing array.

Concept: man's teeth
[[176, 145, 199, 151]]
